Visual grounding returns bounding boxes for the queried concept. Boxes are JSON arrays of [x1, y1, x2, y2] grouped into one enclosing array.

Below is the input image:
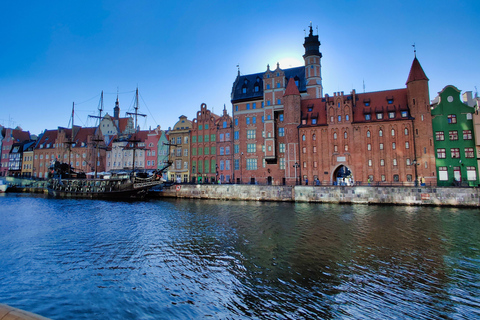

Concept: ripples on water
[[0, 194, 479, 319]]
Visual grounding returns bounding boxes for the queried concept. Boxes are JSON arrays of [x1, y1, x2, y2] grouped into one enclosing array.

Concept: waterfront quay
[[157, 184, 480, 207]]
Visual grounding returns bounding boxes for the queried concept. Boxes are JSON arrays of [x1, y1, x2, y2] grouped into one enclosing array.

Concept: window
[[368, 159, 372, 167], [367, 131, 371, 138], [439, 167, 448, 181], [449, 131, 458, 141], [463, 130, 472, 140], [277, 99, 281, 105], [345, 145, 348, 151], [235, 119, 238, 126], [225, 147, 230, 155], [226, 133, 230, 141], [338, 115, 342, 122], [376, 113, 383, 120], [436, 131, 445, 141], [346, 115, 350, 121], [246, 158, 257, 170], [267, 100, 271, 106], [253, 103, 256, 109], [242, 88, 246, 94], [393, 159, 397, 166], [392, 142, 396, 150], [451, 148, 460, 158], [278, 114, 284, 122], [406, 158, 411, 165], [220, 133, 224, 142], [465, 148, 474, 158], [367, 144, 371, 151], [365, 114, 371, 120], [391, 129, 395, 136], [333, 132, 337, 140], [313, 146, 317, 153], [235, 105, 238, 111], [447, 114, 457, 124], [234, 131, 239, 140], [302, 134, 306, 141], [467, 166, 477, 181], [220, 147, 224, 155], [334, 145, 338, 152], [246, 117, 250, 125], [401, 111, 408, 118], [312, 118, 317, 124], [204, 134, 209, 142], [405, 142, 410, 149], [381, 175, 386, 181], [278, 128, 285, 137], [404, 128, 408, 135], [246, 103, 250, 110], [234, 145, 239, 154], [247, 144, 256, 153], [279, 143, 285, 153], [247, 129, 256, 139], [380, 159, 385, 166], [344, 132, 347, 139], [312, 134, 316, 141], [379, 130, 383, 137], [466, 113, 473, 120], [389, 112, 395, 119], [380, 143, 384, 150], [393, 174, 399, 182]]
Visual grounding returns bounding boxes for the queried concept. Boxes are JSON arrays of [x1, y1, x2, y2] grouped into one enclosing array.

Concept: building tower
[[303, 23, 322, 99], [406, 55, 437, 185], [283, 78, 301, 184], [114, 95, 120, 120]]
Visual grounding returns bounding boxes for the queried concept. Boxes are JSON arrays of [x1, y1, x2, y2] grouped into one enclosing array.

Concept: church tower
[[406, 55, 437, 185], [114, 95, 120, 120], [303, 23, 322, 99]]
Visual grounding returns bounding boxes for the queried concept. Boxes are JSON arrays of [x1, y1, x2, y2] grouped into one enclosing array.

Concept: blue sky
[[1, 0, 479, 136]]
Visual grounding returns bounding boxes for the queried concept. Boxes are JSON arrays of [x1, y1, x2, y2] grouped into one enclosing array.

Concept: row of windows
[[192, 134, 216, 143], [447, 113, 473, 124], [191, 147, 216, 156], [365, 111, 409, 121], [109, 161, 143, 167], [367, 142, 410, 150], [436, 148, 474, 159], [435, 130, 472, 141], [191, 159, 217, 174], [438, 166, 477, 181]]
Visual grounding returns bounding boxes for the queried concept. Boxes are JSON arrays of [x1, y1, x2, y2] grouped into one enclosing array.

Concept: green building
[[431, 85, 478, 186]]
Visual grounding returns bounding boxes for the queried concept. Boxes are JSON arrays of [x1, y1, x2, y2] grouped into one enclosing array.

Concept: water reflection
[[0, 194, 479, 319]]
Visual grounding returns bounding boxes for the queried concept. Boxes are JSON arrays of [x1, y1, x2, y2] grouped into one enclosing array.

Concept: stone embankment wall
[[156, 184, 480, 207], [0, 303, 50, 320]]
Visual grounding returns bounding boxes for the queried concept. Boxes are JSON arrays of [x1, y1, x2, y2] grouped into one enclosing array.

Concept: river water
[[0, 194, 479, 319]]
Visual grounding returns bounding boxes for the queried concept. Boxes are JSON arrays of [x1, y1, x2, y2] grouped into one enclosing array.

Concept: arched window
[[302, 134, 306, 141], [312, 134, 316, 141], [334, 132, 337, 140], [344, 132, 347, 139], [404, 128, 408, 135], [391, 129, 395, 136], [367, 130, 371, 138], [379, 130, 383, 137]]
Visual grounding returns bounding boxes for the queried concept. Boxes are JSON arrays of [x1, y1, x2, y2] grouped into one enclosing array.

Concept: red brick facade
[[231, 25, 437, 186]]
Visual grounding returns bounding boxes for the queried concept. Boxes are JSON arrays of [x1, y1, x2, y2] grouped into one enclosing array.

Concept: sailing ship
[[47, 88, 169, 199]]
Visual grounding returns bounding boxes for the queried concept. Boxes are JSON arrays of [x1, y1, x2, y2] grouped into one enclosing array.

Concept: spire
[[114, 94, 120, 119], [284, 78, 300, 96], [406, 56, 428, 85], [303, 23, 321, 58]]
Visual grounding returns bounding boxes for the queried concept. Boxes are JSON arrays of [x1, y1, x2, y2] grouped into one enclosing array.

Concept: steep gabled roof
[[406, 57, 428, 84], [284, 77, 300, 96]]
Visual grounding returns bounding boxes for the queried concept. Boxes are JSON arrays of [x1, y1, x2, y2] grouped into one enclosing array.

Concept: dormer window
[[254, 85, 259, 92], [242, 87, 247, 94], [308, 107, 313, 112], [376, 113, 383, 120], [387, 99, 393, 104], [276, 72, 280, 76]]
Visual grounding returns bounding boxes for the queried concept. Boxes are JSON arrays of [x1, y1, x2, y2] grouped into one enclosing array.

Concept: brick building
[[190, 103, 219, 183], [216, 105, 234, 183], [231, 25, 436, 186]]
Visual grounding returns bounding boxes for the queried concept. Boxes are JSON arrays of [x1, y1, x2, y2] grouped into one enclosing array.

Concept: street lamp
[[293, 162, 300, 185], [412, 159, 419, 186]]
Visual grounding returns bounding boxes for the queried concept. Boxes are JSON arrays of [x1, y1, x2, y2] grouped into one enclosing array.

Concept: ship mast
[[88, 91, 104, 179], [126, 87, 146, 176]]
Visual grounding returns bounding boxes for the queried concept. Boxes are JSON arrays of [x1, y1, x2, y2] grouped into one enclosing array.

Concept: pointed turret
[[406, 57, 429, 84], [284, 77, 300, 96]]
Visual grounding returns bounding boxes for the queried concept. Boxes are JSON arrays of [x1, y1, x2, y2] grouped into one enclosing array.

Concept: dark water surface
[[0, 194, 479, 319]]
